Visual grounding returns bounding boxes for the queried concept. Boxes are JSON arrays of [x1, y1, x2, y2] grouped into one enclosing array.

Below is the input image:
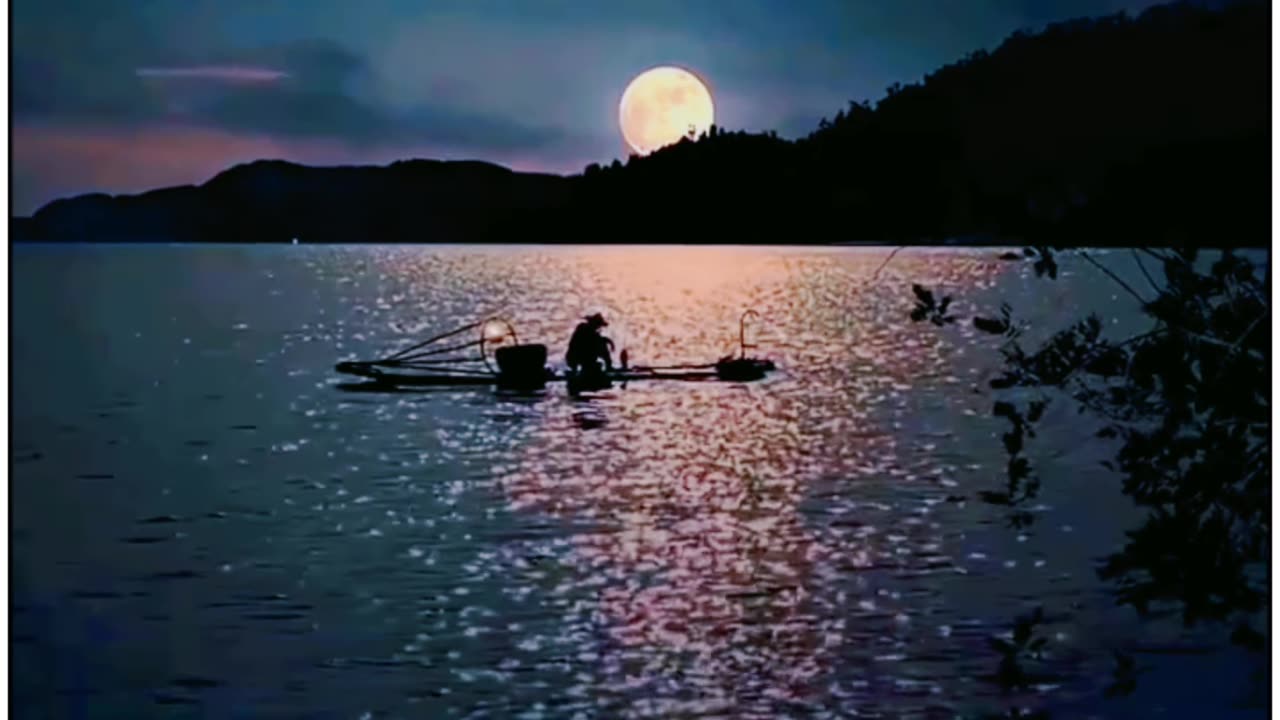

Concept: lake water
[[11, 245, 1264, 719]]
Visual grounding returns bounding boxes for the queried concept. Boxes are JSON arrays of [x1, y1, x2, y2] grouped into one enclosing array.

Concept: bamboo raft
[[334, 311, 777, 392]]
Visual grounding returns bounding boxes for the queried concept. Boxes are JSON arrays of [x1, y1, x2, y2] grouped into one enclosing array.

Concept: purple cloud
[[135, 66, 291, 83]]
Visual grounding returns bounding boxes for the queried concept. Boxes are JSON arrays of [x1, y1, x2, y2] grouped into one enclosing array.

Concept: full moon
[[619, 66, 715, 156]]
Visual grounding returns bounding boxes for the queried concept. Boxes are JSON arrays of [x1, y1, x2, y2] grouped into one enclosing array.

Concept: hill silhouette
[[13, 160, 574, 243], [12, 0, 1268, 245]]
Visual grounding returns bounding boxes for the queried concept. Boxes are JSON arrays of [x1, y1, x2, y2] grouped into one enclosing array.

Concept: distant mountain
[[13, 159, 574, 243], [13, 0, 1268, 246]]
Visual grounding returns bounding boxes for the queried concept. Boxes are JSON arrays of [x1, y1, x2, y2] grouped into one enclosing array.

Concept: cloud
[[135, 66, 291, 83], [15, 35, 565, 156], [224, 39, 371, 94]]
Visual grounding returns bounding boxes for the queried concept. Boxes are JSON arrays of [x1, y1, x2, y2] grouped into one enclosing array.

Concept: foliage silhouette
[[1103, 650, 1144, 699], [986, 607, 1053, 692], [909, 247, 1269, 707], [909, 284, 957, 326]]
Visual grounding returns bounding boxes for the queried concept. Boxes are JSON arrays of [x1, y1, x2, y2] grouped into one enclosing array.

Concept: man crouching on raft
[[565, 313, 615, 374]]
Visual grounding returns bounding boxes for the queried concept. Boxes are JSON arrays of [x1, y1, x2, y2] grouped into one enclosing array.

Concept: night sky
[[14, 0, 1171, 214]]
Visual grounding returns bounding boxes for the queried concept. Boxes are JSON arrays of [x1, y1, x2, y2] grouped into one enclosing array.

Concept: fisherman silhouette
[[565, 313, 614, 375]]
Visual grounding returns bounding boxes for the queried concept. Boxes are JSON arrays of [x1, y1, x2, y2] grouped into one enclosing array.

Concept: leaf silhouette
[[975, 316, 1011, 334], [979, 490, 1013, 505], [1027, 400, 1048, 423]]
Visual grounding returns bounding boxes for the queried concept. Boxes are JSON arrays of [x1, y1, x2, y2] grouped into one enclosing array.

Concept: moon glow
[[619, 66, 715, 156]]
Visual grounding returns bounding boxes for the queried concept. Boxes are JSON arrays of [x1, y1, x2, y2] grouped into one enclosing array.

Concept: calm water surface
[[11, 245, 1263, 719]]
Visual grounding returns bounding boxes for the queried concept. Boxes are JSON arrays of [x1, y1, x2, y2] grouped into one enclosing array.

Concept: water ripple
[[12, 245, 1197, 719]]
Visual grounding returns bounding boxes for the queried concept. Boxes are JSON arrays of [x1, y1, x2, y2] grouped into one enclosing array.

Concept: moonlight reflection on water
[[15, 245, 1246, 719], [456, 247, 1008, 715]]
